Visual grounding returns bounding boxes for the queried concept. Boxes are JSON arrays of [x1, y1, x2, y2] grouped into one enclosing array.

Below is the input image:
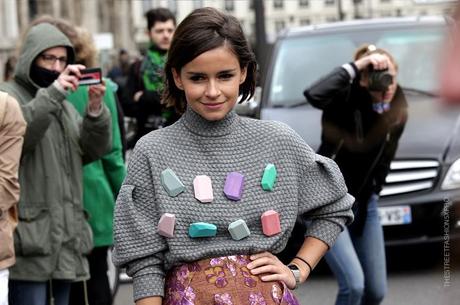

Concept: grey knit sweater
[[113, 107, 354, 300]]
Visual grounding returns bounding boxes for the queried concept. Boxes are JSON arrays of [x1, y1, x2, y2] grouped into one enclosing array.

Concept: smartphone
[[78, 68, 102, 86]]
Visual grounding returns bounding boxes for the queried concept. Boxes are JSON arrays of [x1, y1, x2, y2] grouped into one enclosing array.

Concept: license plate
[[378, 206, 412, 226]]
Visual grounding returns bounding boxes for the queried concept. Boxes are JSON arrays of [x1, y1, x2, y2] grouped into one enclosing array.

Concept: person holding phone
[[0, 23, 112, 305], [65, 25, 126, 305]]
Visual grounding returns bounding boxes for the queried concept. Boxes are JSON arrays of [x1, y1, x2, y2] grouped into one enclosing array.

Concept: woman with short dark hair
[[114, 7, 354, 305]]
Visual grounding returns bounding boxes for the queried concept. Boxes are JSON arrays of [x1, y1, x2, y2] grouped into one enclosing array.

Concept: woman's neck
[[181, 106, 240, 137]]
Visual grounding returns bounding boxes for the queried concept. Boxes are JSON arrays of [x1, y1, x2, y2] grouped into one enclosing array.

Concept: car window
[[377, 29, 444, 93], [269, 35, 355, 107], [268, 25, 446, 107]]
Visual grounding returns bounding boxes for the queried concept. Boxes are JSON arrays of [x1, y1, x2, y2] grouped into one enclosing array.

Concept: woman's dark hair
[[163, 7, 257, 114]]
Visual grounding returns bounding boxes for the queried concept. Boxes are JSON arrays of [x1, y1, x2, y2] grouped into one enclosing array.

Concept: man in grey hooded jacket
[[0, 23, 112, 305]]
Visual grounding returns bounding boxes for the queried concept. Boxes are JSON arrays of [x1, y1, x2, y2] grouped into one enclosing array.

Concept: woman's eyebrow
[[185, 68, 237, 75], [218, 69, 237, 73], [185, 71, 205, 75]]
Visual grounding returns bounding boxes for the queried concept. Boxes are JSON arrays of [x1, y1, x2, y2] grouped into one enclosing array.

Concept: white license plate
[[378, 205, 412, 226]]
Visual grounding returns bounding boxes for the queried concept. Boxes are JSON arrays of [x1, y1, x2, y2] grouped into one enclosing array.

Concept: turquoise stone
[[261, 163, 277, 191], [189, 222, 217, 238], [228, 219, 250, 240], [160, 168, 185, 197]]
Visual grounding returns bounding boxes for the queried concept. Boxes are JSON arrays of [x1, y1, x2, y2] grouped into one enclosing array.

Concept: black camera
[[367, 67, 393, 92]]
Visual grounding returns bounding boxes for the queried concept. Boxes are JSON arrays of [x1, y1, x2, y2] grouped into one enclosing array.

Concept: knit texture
[[113, 107, 354, 300]]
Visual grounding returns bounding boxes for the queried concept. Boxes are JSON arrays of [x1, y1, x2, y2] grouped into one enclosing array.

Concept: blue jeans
[[325, 194, 387, 305], [9, 279, 71, 305]]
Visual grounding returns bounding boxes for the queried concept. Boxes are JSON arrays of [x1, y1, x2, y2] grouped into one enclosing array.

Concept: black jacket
[[123, 45, 180, 127], [124, 56, 161, 115], [304, 66, 408, 233]]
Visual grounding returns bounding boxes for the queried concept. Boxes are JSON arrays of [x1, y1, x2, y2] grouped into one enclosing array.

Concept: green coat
[[0, 23, 112, 281], [67, 79, 126, 247]]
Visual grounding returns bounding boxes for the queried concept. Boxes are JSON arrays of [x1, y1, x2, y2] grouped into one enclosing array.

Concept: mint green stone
[[161, 168, 185, 197], [261, 163, 277, 191], [189, 222, 217, 238], [228, 219, 250, 240]]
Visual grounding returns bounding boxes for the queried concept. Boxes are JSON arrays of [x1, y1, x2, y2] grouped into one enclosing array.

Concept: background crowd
[[0, 7, 184, 305]]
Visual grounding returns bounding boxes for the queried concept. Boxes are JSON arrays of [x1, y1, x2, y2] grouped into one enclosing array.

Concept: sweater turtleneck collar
[[181, 106, 240, 137]]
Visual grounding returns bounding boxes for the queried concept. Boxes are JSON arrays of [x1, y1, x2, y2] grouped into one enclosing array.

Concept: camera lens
[[368, 69, 393, 92], [379, 73, 393, 87]]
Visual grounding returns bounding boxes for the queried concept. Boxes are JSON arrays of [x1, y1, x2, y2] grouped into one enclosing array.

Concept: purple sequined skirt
[[163, 255, 301, 305]]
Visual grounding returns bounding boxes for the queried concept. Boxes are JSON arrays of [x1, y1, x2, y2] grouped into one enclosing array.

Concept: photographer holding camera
[[304, 44, 408, 305], [0, 23, 111, 305]]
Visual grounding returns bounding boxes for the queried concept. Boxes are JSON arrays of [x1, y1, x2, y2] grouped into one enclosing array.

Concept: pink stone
[[224, 172, 244, 201], [193, 175, 213, 203], [261, 210, 281, 236], [158, 213, 176, 238]]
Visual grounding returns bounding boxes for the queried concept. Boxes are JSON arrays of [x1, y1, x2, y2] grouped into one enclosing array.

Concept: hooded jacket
[[0, 23, 112, 281]]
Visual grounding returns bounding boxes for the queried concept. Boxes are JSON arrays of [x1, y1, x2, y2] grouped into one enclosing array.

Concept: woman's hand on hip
[[247, 251, 297, 290]]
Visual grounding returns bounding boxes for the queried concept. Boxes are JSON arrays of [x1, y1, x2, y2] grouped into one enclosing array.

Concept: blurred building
[[133, 0, 456, 43], [0, 0, 456, 80], [0, 0, 135, 78]]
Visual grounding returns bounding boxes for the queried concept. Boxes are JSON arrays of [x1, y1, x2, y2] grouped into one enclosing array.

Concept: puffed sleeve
[[112, 139, 167, 300], [274, 120, 354, 248], [299, 152, 355, 247]]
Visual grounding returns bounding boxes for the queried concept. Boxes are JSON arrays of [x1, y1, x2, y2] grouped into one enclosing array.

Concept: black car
[[238, 16, 460, 246]]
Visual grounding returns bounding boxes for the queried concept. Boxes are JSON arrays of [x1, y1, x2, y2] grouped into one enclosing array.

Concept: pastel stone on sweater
[[261, 163, 277, 191], [228, 219, 250, 240], [189, 222, 217, 238], [224, 172, 244, 200], [261, 210, 281, 236], [193, 175, 213, 203], [160, 168, 185, 197], [158, 213, 176, 238]]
